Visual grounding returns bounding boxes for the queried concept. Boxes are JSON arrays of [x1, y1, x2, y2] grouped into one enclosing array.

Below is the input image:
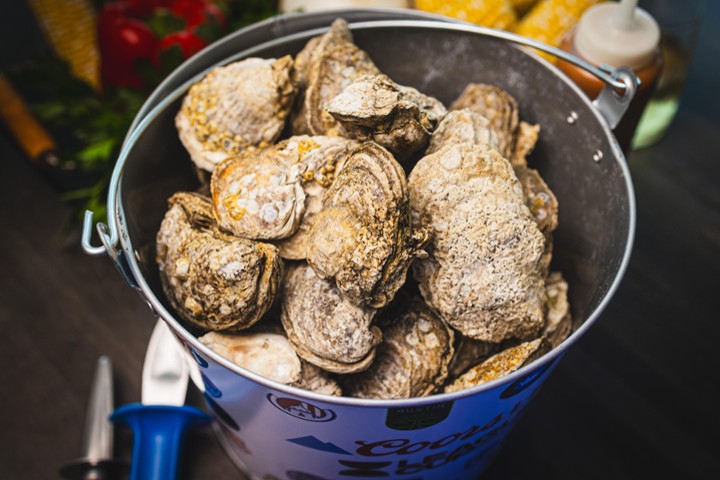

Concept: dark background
[[1, 1, 719, 479]]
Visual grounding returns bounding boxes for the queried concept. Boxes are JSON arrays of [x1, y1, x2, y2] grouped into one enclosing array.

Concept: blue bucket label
[[195, 349, 563, 480]]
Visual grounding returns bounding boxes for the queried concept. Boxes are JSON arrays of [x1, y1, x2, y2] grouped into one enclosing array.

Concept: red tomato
[[170, 0, 226, 28], [98, 9, 158, 88], [155, 30, 208, 63], [121, 0, 155, 17]]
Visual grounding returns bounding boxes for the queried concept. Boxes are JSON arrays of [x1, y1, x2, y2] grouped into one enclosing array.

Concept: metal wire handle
[[81, 18, 639, 257]]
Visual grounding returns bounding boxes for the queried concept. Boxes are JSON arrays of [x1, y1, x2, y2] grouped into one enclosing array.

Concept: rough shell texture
[[342, 298, 454, 399], [446, 336, 500, 381], [274, 136, 359, 259], [426, 109, 500, 155], [444, 338, 549, 393], [281, 262, 380, 374], [199, 331, 302, 384], [290, 19, 381, 136], [409, 143, 547, 342], [307, 142, 429, 308], [176, 56, 297, 172], [210, 135, 358, 244], [156, 192, 282, 331], [543, 271, 572, 349], [295, 361, 343, 396], [211, 148, 305, 240], [449, 83, 519, 159], [515, 166, 559, 238], [326, 74, 447, 159], [199, 331, 341, 395], [510, 121, 540, 168]]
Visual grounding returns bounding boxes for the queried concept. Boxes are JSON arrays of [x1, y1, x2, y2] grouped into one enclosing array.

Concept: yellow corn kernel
[[27, 0, 101, 91], [514, 0, 603, 61], [510, 0, 539, 17], [415, 0, 518, 30]]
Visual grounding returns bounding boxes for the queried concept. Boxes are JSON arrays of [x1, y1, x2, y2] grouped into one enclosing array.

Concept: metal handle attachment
[[411, 22, 640, 129]]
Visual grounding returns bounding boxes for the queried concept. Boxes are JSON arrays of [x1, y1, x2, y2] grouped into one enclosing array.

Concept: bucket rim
[[112, 19, 636, 407]]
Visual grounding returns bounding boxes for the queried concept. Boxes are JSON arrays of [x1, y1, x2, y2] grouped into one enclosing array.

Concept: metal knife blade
[[111, 320, 210, 480], [141, 319, 189, 406], [59, 356, 126, 480]]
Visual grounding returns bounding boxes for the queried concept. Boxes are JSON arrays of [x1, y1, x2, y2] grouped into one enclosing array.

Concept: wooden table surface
[[1, 5, 719, 480]]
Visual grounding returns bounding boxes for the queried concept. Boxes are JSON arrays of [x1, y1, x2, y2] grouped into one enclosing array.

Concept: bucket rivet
[[593, 150, 604, 162], [567, 111, 578, 124]]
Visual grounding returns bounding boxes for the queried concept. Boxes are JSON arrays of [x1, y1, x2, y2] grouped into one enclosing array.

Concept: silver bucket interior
[[115, 20, 634, 376]]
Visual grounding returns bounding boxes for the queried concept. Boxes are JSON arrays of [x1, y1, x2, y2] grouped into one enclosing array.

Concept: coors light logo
[[268, 393, 337, 422]]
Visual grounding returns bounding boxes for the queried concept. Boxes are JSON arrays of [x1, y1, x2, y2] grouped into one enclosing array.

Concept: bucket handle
[[80, 19, 638, 259], [434, 24, 639, 129]]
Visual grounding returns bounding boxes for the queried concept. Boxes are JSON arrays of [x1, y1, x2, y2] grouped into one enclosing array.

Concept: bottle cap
[[575, 0, 660, 70]]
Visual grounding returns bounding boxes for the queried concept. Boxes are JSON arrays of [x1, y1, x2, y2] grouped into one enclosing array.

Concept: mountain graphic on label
[[287, 435, 351, 455]]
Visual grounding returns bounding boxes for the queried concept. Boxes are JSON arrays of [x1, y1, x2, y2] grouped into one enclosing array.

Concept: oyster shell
[[211, 148, 305, 241], [156, 192, 282, 331], [342, 299, 454, 399], [307, 142, 429, 308], [426, 109, 500, 155], [281, 262, 380, 374], [176, 56, 297, 173], [275, 136, 359, 259], [449, 83, 519, 159], [291, 19, 381, 136], [295, 361, 343, 396], [446, 336, 500, 381], [444, 338, 549, 392], [211, 135, 357, 244], [199, 331, 302, 384], [515, 165, 559, 238], [543, 271, 572, 348], [326, 74, 447, 159], [511, 121, 540, 169], [409, 143, 547, 343], [448, 85, 558, 243], [199, 331, 341, 395]]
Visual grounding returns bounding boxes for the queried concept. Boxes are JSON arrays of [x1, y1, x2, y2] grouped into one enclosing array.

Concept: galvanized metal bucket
[[83, 10, 636, 479]]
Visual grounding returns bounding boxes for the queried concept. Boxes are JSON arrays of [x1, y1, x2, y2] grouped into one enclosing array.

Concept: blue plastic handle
[[111, 404, 210, 480]]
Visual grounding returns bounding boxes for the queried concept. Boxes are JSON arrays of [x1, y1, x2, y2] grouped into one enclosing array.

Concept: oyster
[[307, 142, 429, 308], [275, 136, 359, 259], [543, 271, 573, 348], [409, 143, 547, 343], [448, 85, 558, 240], [291, 19, 381, 136], [281, 262, 380, 374], [199, 331, 341, 395], [426, 109, 500, 155], [444, 338, 549, 393], [211, 148, 305, 240], [511, 121, 541, 169], [156, 192, 282, 331], [342, 299, 454, 399], [176, 56, 296, 173], [515, 165, 559, 238], [449, 83, 519, 159], [326, 74, 447, 159], [211, 135, 357, 244], [446, 336, 500, 381]]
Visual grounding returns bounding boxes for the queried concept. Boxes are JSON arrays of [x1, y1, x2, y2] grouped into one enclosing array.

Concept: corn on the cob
[[514, 0, 603, 61], [510, 0, 539, 17], [27, 0, 101, 91], [415, 0, 518, 30]]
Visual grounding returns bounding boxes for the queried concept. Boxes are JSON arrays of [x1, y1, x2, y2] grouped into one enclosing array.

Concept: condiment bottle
[[557, 0, 662, 153]]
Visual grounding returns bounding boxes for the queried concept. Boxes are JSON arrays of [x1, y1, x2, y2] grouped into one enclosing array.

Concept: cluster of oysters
[[157, 19, 573, 399]]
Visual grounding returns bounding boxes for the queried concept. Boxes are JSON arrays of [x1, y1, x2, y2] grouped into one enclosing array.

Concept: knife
[[111, 320, 210, 480], [59, 356, 126, 480]]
